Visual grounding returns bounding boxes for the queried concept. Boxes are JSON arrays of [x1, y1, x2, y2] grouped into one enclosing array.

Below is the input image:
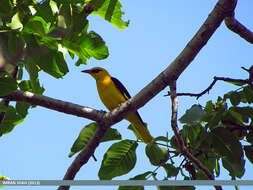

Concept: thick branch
[[169, 82, 222, 190], [225, 14, 253, 44], [4, 90, 105, 122]]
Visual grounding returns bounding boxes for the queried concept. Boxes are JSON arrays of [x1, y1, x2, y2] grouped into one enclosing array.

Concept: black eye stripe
[[92, 69, 102, 73]]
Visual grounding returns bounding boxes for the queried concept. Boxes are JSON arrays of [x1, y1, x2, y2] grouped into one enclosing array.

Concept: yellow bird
[[82, 67, 153, 144]]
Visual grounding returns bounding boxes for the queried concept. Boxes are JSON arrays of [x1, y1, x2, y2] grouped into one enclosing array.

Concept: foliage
[[0, 0, 127, 134], [1, 0, 253, 188]]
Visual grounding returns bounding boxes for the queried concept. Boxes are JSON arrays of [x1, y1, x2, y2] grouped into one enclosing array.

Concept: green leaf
[[23, 16, 49, 35], [8, 32, 24, 55], [0, 74, 17, 96], [62, 29, 108, 63], [90, 0, 106, 10], [118, 171, 152, 190], [16, 102, 30, 118], [69, 122, 121, 157], [145, 142, 168, 166], [0, 0, 13, 16], [37, 35, 59, 51], [17, 65, 23, 80], [211, 127, 245, 178], [222, 158, 245, 178], [31, 50, 68, 78], [204, 100, 213, 114], [18, 80, 33, 92], [226, 109, 243, 123], [162, 164, 179, 178], [6, 12, 23, 30], [196, 152, 216, 174], [225, 91, 241, 106], [224, 81, 245, 86], [24, 58, 44, 94], [154, 136, 169, 143], [244, 145, 253, 164], [127, 124, 141, 140], [93, 0, 129, 29], [75, 58, 87, 66], [79, 31, 109, 60], [0, 106, 24, 136], [215, 158, 220, 177], [130, 171, 152, 180], [34, 0, 56, 23], [243, 86, 253, 103], [179, 104, 204, 124], [182, 124, 202, 147], [99, 140, 138, 179]]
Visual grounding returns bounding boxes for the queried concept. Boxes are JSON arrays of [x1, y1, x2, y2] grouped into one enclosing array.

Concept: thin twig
[[165, 76, 251, 99], [169, 81, 222, 190]]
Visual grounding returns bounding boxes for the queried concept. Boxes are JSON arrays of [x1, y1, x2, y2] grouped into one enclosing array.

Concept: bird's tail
[[126, 112, 153, 144]]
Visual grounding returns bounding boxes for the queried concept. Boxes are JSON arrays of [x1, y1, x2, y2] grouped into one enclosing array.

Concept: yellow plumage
[[82, 67, 153, 144]]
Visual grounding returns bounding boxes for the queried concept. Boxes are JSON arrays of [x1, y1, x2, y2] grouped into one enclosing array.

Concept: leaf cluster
[[0, 0, 128, 135]]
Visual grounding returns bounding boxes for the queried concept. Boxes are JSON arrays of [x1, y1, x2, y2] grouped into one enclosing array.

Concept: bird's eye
[[92, 69, 102, 73]]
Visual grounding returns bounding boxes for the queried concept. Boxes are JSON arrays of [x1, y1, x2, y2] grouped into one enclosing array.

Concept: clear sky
[[1, 0, 253, 190]]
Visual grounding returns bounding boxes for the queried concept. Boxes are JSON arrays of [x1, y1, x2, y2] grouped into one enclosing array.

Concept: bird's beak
[[81, 69, 92, 74]]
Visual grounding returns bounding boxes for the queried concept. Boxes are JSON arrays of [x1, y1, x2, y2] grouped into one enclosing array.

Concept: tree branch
[[4, 90, 105, 122], [225, 13, 253, 44], [169, 82, 222, 190], [165, 76, 251, 99]]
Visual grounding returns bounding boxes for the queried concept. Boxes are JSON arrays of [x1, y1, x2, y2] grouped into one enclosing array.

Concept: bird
[[82, 67, 153, 144]]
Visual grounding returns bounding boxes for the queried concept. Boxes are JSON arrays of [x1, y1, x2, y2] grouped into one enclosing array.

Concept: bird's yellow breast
[[96, 76, 127, 111]]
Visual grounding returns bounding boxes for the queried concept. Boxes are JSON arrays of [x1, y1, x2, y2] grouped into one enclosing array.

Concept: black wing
[[111, 77, 145, 124], [111, 77, 131, 100]]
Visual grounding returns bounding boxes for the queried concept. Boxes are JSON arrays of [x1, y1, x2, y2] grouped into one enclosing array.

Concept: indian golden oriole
[[82, 67, 153, 144]]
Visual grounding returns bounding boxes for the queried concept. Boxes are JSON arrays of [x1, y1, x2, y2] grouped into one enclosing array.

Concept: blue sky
[[1, 0, 253, 190]]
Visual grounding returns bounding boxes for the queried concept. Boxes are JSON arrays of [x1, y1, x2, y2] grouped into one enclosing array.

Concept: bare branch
[[4, 90, 105, 122], [225, 14, 253, 44], [169, 82, 222, 190], [165, 76, 251, 98]]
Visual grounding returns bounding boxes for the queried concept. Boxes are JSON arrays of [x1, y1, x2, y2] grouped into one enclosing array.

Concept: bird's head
[[82, 67, 110, 81]]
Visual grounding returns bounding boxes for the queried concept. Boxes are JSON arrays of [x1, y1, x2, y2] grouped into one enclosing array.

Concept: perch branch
[[3, 90, 105, 122]]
